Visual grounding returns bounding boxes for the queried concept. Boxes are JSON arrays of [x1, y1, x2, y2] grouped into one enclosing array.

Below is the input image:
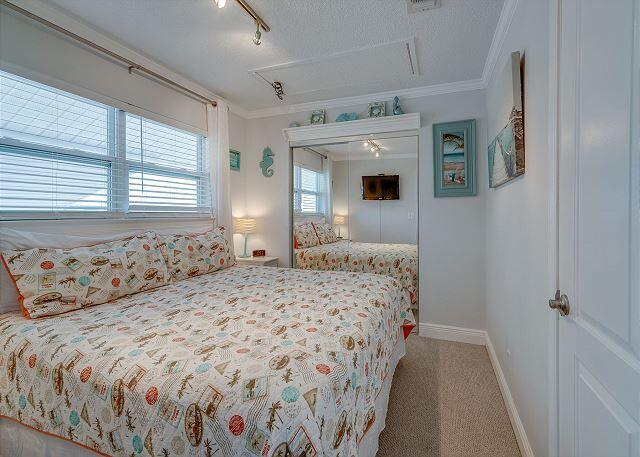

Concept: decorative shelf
[[282, 112, 420, 143]]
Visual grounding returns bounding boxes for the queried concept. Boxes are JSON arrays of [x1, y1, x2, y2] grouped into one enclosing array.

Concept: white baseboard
[[485, 335, 535, 457], [418, 322, 487, 345], [417, 322, 534, 457]]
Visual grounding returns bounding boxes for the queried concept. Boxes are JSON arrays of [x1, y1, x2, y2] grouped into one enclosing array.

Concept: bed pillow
[[160, 226, 235, 281], [0, 231, 168, 319], [313, 222, 338, 244], [294, 222, 320, 248]]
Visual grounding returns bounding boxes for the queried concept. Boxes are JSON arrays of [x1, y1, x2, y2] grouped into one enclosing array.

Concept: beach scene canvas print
[[489, 51, 525, 187], [442, 132, 466, 186]]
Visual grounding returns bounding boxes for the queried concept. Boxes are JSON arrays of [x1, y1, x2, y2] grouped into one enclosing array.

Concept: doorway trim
[[546, 0, 560, 455]]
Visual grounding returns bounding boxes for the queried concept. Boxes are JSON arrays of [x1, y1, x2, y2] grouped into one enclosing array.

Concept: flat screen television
[[362, 175, 399, 200]]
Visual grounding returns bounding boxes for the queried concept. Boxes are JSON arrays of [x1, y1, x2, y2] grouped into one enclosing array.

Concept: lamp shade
[[333, 215, 345, 225], [233, 217, 256, 234]]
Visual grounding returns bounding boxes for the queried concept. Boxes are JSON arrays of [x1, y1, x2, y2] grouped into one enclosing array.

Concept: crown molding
[[282, 113, 420, 143], [246, 79, 484, 119], [2, 0, 248, 115], [481, 0, 519, 87]]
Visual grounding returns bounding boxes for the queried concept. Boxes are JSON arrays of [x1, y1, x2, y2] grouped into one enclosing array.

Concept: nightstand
[[235, 256, 278, 267]]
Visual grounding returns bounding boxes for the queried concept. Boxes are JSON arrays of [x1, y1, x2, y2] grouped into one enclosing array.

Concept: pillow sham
[[1, 231, 168, 319], [294, 222, 320, 249], [160, 226, 235, 281], [312, 222, 338, 244]]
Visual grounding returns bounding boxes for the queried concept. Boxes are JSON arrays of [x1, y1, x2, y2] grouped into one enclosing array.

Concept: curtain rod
[[0, 0, 218, 107], [304, 147, 328, 159]]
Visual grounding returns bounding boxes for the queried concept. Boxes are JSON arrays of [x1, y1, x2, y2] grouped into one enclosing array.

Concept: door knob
[[549, 290, 570, 316]]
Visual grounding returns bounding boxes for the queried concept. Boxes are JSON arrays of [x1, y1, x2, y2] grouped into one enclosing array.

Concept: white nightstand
[[235, 256, 278, 267]]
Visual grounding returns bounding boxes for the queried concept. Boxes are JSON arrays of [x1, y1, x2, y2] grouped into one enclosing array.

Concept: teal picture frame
[[230, 149, 240, 171], [433, 119, 477, 197]]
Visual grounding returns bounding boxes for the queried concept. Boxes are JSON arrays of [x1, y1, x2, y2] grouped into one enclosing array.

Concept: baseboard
[[418, 322, 487, 345], [485, 335, 535, 457]]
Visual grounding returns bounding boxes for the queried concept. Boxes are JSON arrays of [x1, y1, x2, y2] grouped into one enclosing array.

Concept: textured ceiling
[[44, 0, 504, 111]]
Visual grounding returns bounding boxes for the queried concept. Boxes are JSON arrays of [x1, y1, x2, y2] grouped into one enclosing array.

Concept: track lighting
[[253, 20, 262, 45], [213, 0, 226, 8]]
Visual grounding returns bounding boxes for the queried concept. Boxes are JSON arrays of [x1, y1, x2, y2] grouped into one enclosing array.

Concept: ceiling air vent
[[407, 0, 441, 14]]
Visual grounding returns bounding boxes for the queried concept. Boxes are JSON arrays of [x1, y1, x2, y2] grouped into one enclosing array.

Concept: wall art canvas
[[229, 149, 240, 171], [433, 119, 476, 197], [488, 51, 525, 187]]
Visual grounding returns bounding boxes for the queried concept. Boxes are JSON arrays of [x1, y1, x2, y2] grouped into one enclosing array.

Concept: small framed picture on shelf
[[367, 101, 386, 118], [309, 110, 325, 125]]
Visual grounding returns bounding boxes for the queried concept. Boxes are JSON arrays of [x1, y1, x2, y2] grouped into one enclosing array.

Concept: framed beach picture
[[433, 119, 476, 197]]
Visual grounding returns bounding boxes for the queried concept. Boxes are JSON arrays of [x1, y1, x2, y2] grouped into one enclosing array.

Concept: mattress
[[295, 241, 419, 306], [0, 265, 414, 456]]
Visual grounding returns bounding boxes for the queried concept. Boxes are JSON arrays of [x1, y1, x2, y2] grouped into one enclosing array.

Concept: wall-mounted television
[[362, 175, 400, 200]]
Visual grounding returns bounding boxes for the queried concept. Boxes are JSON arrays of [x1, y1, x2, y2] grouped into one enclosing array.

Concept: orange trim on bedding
[[0, 253, 30, 319], [0, 415, 108, 456]]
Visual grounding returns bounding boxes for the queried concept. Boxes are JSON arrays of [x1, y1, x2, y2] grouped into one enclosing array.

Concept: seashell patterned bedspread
[[0, 265, 414, 456], [295, 241, 418, 306]]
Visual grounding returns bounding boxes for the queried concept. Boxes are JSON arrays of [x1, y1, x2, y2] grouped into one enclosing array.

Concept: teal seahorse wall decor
[[259, 146, 274, 177]]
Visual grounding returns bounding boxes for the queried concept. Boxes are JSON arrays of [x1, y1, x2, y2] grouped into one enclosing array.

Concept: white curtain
[[323, 156, 333, 223], [207, 102, 234, 251]]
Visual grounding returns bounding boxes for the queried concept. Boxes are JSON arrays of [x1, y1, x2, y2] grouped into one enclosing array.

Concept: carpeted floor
[[377, 337, 521, 457]]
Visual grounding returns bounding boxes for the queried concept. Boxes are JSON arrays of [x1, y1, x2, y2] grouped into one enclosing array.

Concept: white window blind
[[0, 70, 211, 219], [293, 165, 322, 214]]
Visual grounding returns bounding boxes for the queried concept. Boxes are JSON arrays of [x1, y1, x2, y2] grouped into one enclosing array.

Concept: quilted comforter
[[0, 265, 414, 456], [295, 241, 418, 306]]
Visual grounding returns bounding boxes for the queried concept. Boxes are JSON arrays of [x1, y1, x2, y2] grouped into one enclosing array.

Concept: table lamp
[[233, 217, 256, 258]]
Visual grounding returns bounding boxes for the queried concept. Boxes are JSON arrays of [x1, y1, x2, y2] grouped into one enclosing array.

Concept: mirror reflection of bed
[[292, 136, 418, 319]]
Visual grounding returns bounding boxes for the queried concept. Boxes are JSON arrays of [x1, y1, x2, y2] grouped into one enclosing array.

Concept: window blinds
[[0, 70, 211, 219], [293, 165, 321, 214]]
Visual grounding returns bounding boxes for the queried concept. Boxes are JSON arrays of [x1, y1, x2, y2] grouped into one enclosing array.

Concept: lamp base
[[238, 233, 250, 258]]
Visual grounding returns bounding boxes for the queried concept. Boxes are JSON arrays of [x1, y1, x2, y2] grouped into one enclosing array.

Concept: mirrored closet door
[[291, 135, 419, 311]]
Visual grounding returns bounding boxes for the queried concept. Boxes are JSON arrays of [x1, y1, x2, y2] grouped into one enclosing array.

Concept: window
[[293, 164, 322, 214], [0, 70, 210, 218]]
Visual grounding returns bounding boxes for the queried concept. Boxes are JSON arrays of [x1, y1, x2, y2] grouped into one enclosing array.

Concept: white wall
[[240, 90, 488, 330], [332, 157, 418, 244], [228, 112, 249, 255], [484, 1, 551, 455]]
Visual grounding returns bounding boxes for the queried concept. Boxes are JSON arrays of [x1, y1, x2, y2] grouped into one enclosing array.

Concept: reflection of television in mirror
[[362, 175, 400, 200]]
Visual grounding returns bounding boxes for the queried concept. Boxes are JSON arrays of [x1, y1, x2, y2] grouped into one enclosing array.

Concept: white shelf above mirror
[[282, 113, 420, 144]]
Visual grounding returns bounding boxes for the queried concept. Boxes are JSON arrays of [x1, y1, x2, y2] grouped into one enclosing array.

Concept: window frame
[[293, 164, 323, 216], [0, 72, 211, 220]]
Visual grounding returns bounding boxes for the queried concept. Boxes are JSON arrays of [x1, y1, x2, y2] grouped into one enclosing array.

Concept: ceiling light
[[370, 147, 376, 152], [363, 141, 370, 147], [375, 152, 380, 158], [213, 0, 226, 8], [253, 21, 262, 45]]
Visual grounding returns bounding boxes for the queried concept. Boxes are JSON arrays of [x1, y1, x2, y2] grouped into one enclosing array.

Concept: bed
[[295, 240, 418, 307], [0, 264, 414, 457]]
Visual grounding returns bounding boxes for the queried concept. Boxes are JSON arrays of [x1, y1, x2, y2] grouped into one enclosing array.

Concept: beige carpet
[[377, 337, 521, 457]]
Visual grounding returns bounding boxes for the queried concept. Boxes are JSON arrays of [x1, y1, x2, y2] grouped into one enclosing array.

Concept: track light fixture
[[252, 20, 262, 45], [271, 81, 285, 100], [364, 140, 381, 155], [213, 0, 226, 8]]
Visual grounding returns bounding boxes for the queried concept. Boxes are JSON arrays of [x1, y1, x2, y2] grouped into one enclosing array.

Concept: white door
[[557, 0, 640, 456]]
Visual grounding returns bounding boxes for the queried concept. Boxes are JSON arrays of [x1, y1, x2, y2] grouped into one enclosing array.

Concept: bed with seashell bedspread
[[0, 264, 415, 457], [295, 240, 418, 307]]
